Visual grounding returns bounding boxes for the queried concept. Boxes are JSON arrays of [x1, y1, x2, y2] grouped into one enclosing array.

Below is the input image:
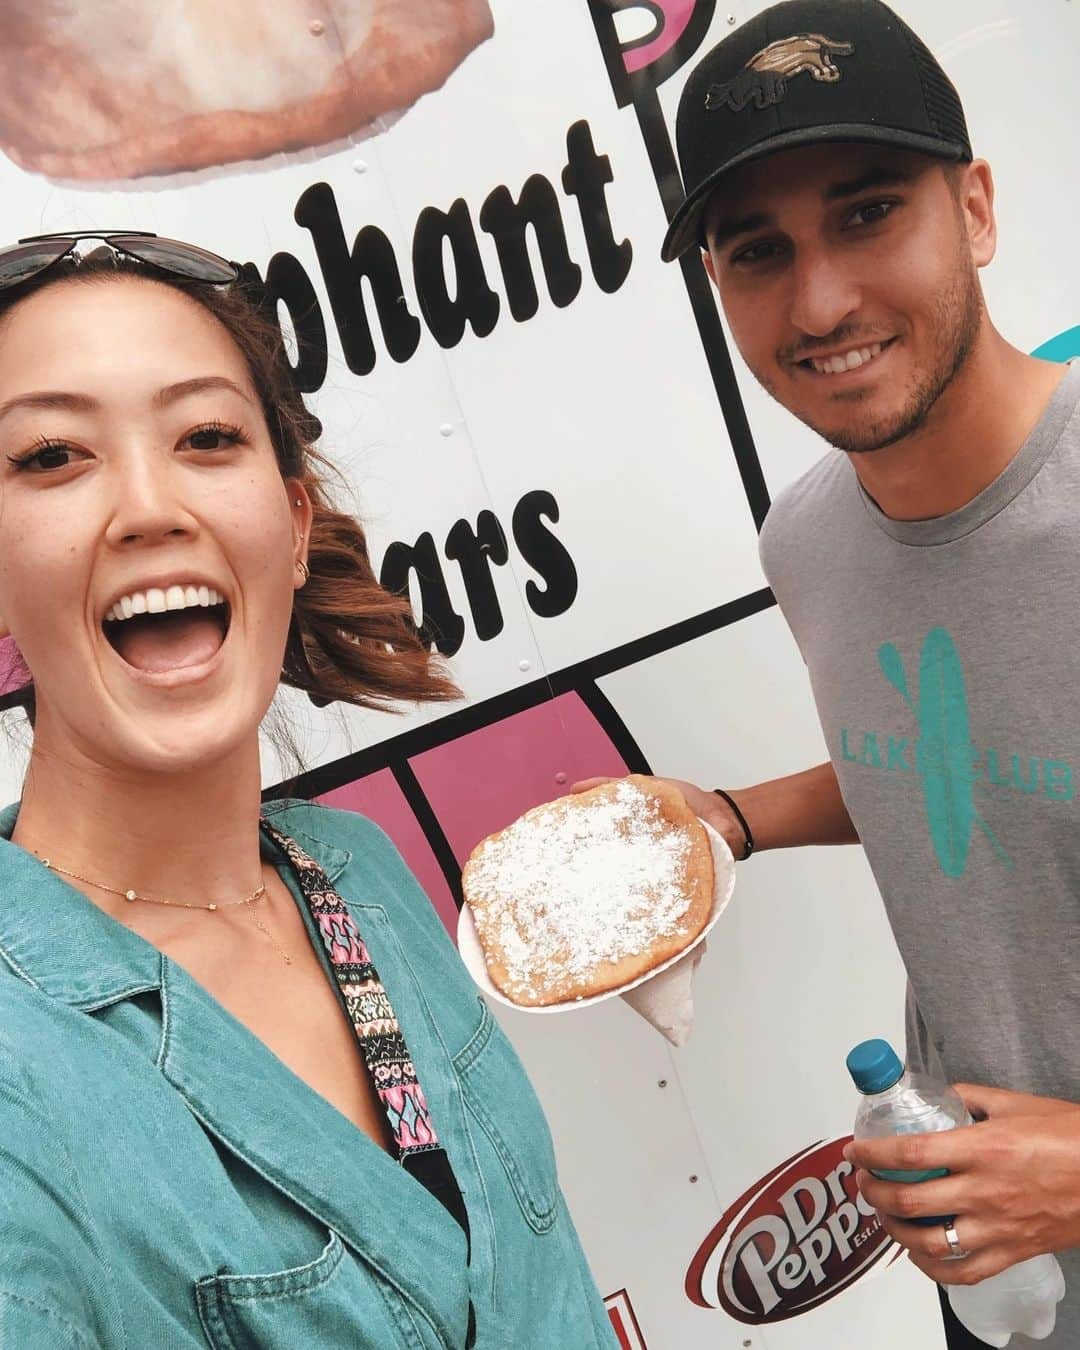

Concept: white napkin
[[616, 821, 734, 1046], [620, 940, 708, 1047]]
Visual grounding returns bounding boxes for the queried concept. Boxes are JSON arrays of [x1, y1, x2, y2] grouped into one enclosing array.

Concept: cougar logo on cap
[[706, 34, 856, 113]]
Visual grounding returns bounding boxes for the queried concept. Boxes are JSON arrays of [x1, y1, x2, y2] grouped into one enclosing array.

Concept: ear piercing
[[294, 499, 308, 582]]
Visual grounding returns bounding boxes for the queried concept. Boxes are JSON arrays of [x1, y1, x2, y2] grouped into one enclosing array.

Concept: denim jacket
[[0, 798, 617, 1349]]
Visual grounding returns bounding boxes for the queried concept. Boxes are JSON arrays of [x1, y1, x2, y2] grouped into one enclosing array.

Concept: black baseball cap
[[661, 0, 972, 262]]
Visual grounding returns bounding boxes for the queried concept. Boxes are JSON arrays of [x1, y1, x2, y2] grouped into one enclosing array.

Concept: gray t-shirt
[[760, 362, 1080, 1340]]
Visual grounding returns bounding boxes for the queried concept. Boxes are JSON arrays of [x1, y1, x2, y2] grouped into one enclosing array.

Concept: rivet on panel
[[658, 1078, 668, 1088], [727, 13, 738, 24], [518, 659, 531, 672], [554, 772, 567, 785], [439, 423, 454, 438], [309, 19, 326, 35], [689, 1174, 699, 1184], [352, 159, 368, 175]]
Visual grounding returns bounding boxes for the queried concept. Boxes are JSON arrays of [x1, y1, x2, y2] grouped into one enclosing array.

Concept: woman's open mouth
[[102, 585, 231, 676]]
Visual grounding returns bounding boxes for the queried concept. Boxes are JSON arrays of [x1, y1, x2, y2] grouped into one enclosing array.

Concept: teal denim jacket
[[0, 798, 618, 1349]]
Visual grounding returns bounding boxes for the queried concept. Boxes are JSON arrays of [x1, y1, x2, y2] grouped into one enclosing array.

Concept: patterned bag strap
[[261, 818, 476, 1344]]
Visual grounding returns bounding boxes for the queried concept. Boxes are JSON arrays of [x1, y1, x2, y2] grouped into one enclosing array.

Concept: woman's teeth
[[808, 341, 885, 375], [105, 585, 224, 623]]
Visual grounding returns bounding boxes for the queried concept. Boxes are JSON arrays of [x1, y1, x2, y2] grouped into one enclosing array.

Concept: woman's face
[[0, 276, 309, 777]]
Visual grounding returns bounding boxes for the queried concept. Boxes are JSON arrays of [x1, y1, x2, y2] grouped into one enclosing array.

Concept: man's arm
[[574, 761, 858, 859], [707, 761, 859, 854]]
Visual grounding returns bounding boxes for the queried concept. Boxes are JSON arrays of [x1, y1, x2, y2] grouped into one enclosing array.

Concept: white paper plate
[[456, 820, 736, 1014]]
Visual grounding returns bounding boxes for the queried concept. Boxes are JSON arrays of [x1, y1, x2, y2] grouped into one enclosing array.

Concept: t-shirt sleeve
[[757, 494, 809, 665]]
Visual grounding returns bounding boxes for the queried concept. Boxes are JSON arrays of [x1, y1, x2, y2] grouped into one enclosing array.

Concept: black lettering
[[512, 490, 578, 618], [444, 511, 510, 642], [379, 533, 465, 657], [412, 200, 500, 347], [561, 120, 632, 294], [479, 178, 582, 321], [295, 181, 421, 375], [256, 252, 329, 393]]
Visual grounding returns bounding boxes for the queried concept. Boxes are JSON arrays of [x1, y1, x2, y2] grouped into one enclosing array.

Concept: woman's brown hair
[[0, 247, 460, 723]]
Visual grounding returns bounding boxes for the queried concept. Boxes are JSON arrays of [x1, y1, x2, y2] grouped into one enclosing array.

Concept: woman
[[0, 232, 616, 1349]]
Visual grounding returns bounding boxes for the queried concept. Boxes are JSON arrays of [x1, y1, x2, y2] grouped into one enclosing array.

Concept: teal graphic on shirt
[[1032, 327, 1080, 363], [840, 628, 1075, 879]]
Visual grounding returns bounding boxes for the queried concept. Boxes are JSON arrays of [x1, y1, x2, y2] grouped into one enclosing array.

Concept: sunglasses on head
[[0, 230, 240, 290]]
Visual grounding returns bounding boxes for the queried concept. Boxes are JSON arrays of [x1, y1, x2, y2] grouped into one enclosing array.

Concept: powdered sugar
[[465, 780, 697, 1001]]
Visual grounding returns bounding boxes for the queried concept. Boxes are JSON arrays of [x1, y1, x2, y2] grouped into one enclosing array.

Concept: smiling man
[[629, 1, 1080, 1346]]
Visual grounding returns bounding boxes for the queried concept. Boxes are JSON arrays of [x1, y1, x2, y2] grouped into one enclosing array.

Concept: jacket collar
[[0, 800, 350, 1010]]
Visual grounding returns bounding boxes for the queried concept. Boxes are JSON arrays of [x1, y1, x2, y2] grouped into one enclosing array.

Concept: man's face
[[703, 144, 991, 454]]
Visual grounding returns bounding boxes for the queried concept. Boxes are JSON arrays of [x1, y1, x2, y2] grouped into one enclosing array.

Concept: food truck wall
[[0, 2, 1075, 1345]]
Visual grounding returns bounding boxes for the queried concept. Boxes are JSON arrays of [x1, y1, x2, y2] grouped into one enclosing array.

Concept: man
[[578, 1, 1080, 1346]]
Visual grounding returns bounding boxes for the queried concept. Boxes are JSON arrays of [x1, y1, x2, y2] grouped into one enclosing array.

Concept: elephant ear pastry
[[462, 776, 714, 1007], [0, 0, 493, 180]]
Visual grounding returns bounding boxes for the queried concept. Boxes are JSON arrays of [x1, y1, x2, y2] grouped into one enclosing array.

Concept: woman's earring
[[296, 559, 310, 583]]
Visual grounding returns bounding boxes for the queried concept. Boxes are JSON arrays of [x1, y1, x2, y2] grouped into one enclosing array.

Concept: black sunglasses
[[0, 230, 240, 290]]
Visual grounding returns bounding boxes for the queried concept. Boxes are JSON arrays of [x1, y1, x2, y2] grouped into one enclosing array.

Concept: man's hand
[[569, 775, 748, 858], [845, 1085, 1080, 1285], [571, 762, 856, 855]]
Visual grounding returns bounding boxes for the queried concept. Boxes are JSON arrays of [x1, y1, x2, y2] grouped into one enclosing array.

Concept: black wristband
[[712, 788, 754, 861]]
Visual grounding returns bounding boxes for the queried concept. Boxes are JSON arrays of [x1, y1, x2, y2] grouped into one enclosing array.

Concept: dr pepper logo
[[686, 1137, 899, 1324]]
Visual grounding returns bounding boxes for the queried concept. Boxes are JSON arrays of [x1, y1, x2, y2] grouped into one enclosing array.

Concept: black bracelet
[[712, 788, 754, 860]]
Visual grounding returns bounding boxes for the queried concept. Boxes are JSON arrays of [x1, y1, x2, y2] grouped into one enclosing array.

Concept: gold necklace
[[39, 857, 293, 966]]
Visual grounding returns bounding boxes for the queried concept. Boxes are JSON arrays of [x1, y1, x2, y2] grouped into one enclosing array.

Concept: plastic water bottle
[[846, 1039, 1065, 1346]]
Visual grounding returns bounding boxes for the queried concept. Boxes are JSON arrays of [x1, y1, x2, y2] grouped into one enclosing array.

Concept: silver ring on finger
[[943, 1219, 969, 1260]]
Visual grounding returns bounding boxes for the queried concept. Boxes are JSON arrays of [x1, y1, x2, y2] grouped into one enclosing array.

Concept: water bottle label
[[873, 1167, 949, 1184], [871, 1167, 953, 1227]]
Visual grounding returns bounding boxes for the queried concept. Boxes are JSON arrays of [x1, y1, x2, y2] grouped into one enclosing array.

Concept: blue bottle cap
[[846, 1038, 904, 1094]]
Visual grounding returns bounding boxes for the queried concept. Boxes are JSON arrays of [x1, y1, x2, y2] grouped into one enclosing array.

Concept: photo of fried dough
[[0, 0, 493, 180]]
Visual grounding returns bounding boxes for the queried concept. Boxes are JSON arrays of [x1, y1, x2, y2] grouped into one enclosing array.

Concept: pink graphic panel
[[409, 691, 631, 865], [623, 1, 697, 74], [316, 769, 459, 937], [0, 637, 29, 697]]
